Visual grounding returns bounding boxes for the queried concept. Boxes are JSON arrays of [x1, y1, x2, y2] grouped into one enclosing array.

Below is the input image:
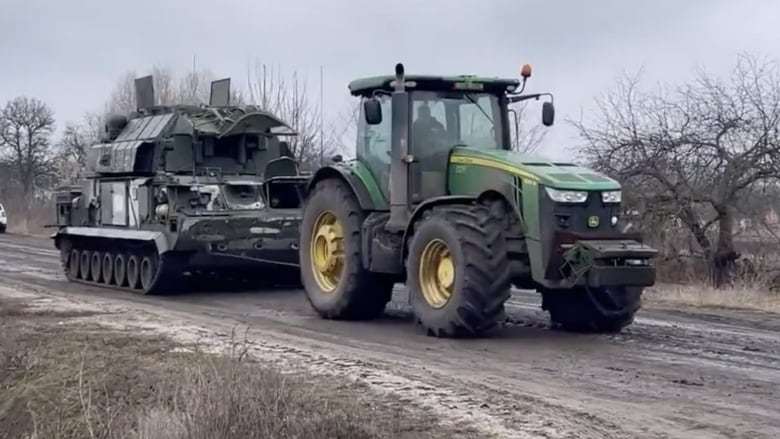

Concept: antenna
[[134, 75, 155, 110], [209, 78, 231, 106]]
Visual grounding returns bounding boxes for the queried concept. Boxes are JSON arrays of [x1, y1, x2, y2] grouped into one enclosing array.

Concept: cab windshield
[[411, 90, 504, 151]]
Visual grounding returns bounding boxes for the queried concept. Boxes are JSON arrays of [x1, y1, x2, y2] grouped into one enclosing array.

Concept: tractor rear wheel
[[300, 179, 394, 320], [541, 286, 642, 333], [405, 204, 512, 337]]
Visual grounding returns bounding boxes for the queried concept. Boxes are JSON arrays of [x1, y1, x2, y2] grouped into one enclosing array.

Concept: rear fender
[[308, 166, 376, 211]]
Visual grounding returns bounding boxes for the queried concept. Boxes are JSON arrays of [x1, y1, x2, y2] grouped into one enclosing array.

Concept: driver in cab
[[412, 104, 446, 149]]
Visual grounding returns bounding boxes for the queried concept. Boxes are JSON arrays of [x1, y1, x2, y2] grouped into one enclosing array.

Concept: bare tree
[[0, 96, 57, 231], [106, 65, 245, 115], [572, 53, 780, 286], [329, 99, 361, 157], [57, 112, 101, 182], [56, 65, 249, 180], [246, 62, 341, 170], [509, 101, 548, 153]]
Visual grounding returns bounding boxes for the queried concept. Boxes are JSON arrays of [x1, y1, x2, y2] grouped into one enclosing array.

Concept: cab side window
[[356, 95, 392, 198]]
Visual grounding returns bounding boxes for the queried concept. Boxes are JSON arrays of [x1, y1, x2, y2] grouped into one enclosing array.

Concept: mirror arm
[[508, 92, 553, 104]]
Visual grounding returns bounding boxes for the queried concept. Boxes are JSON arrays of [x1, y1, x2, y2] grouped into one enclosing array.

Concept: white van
[[0, 203, 6, 233]]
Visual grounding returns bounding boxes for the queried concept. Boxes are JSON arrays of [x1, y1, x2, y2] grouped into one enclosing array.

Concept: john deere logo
[[587, 216, 600, 228]]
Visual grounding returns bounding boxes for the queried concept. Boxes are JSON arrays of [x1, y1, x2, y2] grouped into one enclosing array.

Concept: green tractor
[[299, 63, 658, 337]]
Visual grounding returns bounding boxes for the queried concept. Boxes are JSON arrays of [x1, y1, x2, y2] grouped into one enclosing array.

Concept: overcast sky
[[1, 0, 779, 160]]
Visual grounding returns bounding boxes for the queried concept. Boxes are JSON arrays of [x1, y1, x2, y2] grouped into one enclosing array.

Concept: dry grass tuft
[[644, 282, 780, 313], [0, 297, 472, 439]]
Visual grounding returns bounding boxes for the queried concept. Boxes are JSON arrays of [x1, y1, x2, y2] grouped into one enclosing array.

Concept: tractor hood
[[449, 148, 620, 191]]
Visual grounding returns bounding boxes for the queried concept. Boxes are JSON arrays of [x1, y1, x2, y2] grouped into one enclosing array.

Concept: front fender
[[401, 195, 476, 259]]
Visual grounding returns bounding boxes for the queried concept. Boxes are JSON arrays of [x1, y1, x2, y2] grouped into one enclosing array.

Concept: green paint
[[446, 154, 539, 239], [521, 179, 541, 240], [444, 146, 626, 285], [449, 148, 621, 191], [342, 159, 388, 209]]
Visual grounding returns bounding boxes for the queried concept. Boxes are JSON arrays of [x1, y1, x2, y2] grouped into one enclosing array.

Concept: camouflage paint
[[52, 74, 311, 294]]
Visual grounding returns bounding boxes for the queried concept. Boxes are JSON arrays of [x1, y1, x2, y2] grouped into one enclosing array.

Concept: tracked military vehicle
[[51, 75, 309, 294], [299, 63, 658, 337]]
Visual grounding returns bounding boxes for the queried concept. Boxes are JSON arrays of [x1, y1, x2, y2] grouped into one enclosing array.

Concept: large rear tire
[[541, 286, 642, 333], [299, 179, 394, 320], [405, 204, 512, 337]]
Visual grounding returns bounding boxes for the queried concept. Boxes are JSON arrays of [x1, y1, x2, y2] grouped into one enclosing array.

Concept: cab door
[[408, 93, 454, 204]]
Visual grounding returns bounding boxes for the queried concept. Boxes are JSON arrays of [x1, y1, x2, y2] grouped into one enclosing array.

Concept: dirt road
[[0, 233, 778, 439]]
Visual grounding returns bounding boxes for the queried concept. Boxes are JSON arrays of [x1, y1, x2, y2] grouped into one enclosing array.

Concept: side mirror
[[542, 101, 555, 127], [364, 99, 382, 125]]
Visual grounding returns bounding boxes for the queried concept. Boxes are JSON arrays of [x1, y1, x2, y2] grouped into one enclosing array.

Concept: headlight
[[545, 187, 588, 203], [601, 190, 622, 203]]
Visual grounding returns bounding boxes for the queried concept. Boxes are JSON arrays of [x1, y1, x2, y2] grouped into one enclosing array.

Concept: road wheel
[[102, 253, 114, 285], [113, 254, 126, 287], [90, 251, 102, 282], [126, 254, 139, 289], [300, 179, 394, 320], [79, 250, 91, 280], [139, 254, 157, 293], [541, 286, 643, 333], [406, 204, 512, 337], [67, 248, 80, 281]]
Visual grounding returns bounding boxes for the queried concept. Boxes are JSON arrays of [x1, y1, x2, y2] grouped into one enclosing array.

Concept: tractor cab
[[349, 65, 555, 221]]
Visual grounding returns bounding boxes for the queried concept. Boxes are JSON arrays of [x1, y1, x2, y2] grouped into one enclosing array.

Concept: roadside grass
[[0, 298, 479, 439], [645, 254, 780, 313], [644, 282, 780, 313]]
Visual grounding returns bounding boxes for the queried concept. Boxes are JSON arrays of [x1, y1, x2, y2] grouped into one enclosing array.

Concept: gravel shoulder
[[1, 233, 779, 439]]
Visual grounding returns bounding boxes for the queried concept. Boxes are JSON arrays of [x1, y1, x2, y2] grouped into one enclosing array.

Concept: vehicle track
[[1, 233, 778, 439]]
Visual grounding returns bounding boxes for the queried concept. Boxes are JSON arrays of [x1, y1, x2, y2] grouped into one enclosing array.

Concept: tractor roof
[[348, 74, 521, 96]]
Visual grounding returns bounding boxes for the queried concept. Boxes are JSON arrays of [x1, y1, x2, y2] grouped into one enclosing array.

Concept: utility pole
[[319, 65, 324, 166]]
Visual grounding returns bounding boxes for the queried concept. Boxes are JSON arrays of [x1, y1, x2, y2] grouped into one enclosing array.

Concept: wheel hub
[[419, 239, 454, 309], [310, 211, 344, 292], [313, 225, 341, 271], [436, 257, 454, 288]]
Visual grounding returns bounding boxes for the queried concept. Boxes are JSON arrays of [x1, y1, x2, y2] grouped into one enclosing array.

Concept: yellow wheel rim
[[309, 210, 344, 293], [418, 239, 455, 309]]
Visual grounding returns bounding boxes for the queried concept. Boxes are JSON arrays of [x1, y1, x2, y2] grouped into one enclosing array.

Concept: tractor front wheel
[[541, 286, 642, 333], [299, 178, 394, 320], [406, 204, 512, 337]]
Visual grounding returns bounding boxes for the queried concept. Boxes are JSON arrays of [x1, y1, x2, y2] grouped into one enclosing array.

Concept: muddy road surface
[[0, 233, 778, 439]]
